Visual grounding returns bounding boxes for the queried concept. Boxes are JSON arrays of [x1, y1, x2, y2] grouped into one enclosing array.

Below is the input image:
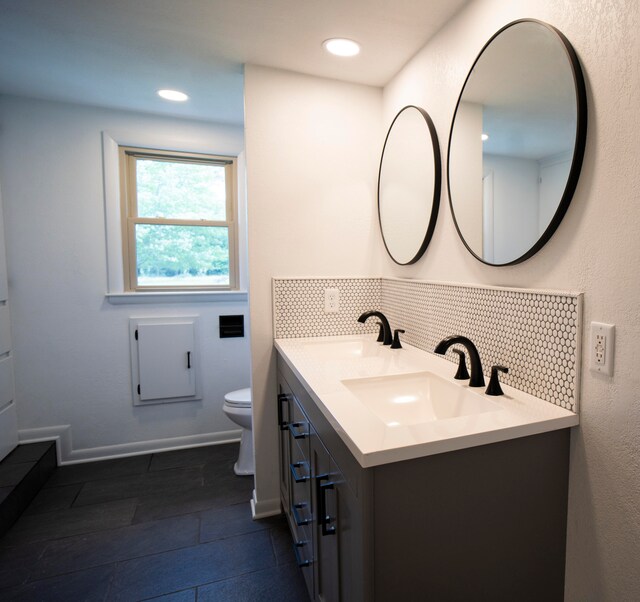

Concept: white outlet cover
[[590, 321, 615, 376], [324, 288, 340, 313]]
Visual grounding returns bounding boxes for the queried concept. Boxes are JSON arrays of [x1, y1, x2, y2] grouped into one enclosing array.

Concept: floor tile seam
[[10, 507, 199, 554], [15, 560, 120, 591], [27, 535, 204, 584], [70, 466, 208, 497], [269, 527, 282, 564], [192, 561, 284, 594], [71, 494, 140, 509], [3, 508, 139, 546], [198, 525, 272, 546], [46, 472, 150, 489], [19, 502, 121, 520], [37, 510, 201, 548], [103, 563, 117, 602], [138, 585, 196, 601], [109, 528, 276, 582], [147, 461, 209, 473]]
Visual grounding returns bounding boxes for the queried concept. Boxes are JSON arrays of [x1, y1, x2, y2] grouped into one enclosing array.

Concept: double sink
[[275, 334, 579, 467]]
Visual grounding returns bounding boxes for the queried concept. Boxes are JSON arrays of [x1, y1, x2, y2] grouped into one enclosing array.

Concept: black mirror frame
[[446, 18, 588, 266], [377, 105, 442, 265]]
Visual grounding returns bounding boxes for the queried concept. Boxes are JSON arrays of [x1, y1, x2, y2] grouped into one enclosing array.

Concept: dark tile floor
[[0, 443, 309, 601]]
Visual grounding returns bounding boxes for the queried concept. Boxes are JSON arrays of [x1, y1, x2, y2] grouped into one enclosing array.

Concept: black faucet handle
[[452, 349, 470, 380], [376, 322, 385, 343], [390, 329, 405, 349], [486, 365, 509, 396]]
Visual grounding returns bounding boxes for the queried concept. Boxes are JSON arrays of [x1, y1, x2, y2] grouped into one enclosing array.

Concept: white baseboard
[[19, 425, 71, 465], [18, 425, 242, 465], [250, 488, 282, 519]]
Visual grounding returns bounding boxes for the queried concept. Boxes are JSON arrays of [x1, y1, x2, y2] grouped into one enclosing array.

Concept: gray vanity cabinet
[[277, 354, 570, 602]]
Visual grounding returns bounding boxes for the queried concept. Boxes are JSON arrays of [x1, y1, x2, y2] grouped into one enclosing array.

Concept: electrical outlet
[[590, 322, 615, 376], [324, 288, 340, 313]]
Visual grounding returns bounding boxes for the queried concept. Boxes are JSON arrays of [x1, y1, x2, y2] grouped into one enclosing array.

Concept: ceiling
[[0, 0, 469, 125]]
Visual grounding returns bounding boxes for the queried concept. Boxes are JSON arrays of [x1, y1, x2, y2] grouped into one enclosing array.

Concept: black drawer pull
[[290, 461, 309, 483], [277, 393, 290, 431], [316, 473, 336, 536], [288, 422, 308, 439], [293, 540, 311, 568], [292, 502, 312, 526]]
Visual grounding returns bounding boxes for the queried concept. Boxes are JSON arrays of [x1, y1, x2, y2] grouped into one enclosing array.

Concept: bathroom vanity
[[275, 335, 578, 602]]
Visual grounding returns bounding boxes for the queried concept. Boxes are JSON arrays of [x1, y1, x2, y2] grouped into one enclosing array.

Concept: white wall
[[0, 95, 252, 462], [449, 101, 484, 253], [540, 152, 572, 233], [382, 0, 640, 599], [244, 65, 384, 515], [483, 153, 539, 263]]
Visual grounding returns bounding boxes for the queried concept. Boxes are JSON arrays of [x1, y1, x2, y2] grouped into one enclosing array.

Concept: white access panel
[[131, 318, 201, 404]]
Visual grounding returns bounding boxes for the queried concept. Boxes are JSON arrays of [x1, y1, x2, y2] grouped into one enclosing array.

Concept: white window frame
[[118, 146, 238, 292]]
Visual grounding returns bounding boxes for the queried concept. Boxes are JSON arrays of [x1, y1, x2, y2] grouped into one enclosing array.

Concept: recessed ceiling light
[[481, 133, 489, 141], [323, 38, 360, 57], [157, 89, 189, 102]]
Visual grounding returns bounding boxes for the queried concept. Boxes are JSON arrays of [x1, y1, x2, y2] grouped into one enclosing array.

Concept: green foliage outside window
[[133, 157, 231, 286]]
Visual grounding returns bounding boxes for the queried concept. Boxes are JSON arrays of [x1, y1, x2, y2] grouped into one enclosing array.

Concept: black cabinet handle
[[292, 502, 311, 526], [316, 473, 336, 536], [290, 461, 309, 483], [293, 540, 311, 567], [277, 393, 290, 430], [187, 351, 192, 369], [288, 422, 308, 439]]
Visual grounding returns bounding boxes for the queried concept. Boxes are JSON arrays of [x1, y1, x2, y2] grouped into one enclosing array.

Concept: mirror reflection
[[448, 20, 587, 265], [378, 106, 441, 265]]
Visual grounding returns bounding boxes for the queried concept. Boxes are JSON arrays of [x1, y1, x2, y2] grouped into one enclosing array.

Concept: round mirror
[[448, 19, 587, 265], [378, 105, 441, 265]]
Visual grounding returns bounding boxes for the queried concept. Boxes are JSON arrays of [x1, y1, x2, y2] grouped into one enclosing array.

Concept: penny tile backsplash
[[273, 277, 582, 412]]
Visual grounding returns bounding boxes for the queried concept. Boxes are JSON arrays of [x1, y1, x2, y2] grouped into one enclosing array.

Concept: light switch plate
[[590, 322, 615, 376]]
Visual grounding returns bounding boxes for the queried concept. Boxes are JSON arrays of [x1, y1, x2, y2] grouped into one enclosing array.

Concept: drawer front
[[289, 397, 310, 458], [290, 438, 312, 527], [292, 524, 314, 599]]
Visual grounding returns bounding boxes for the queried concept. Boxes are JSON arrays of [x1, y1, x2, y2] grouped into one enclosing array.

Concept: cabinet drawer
[[293, 524, 314, 599], [289, 397, 310, 456], [290, 440, 312, 526]]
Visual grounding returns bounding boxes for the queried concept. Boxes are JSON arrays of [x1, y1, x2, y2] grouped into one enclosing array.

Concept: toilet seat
[[224, 387, 251, 408]]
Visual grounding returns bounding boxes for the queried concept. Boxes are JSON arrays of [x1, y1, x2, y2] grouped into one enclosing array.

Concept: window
[[119, 146, 238, 291]]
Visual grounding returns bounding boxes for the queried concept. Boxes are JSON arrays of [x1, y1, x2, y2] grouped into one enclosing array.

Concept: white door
[[0, 182, 18, 461], [482, 171, 495, 264]]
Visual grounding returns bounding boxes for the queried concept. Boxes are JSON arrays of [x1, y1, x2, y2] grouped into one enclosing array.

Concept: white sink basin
[[341, 371, 502, 426]]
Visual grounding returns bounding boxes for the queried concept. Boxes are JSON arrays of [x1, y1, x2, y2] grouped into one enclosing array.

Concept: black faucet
[[358, 311, 392, 345], [434, 336, 485, 387]]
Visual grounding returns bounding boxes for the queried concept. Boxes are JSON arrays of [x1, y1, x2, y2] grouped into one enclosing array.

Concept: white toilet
[[223, 387, 254, 476]]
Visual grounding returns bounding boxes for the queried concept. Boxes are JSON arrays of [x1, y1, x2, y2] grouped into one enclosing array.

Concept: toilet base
[[233, 428, 254, 476]]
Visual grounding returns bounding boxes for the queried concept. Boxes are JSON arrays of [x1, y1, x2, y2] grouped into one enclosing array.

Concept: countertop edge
[[274, 337, 579, 469]]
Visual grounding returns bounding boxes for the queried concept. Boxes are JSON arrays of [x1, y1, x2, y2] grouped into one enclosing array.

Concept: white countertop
[[275, 334, 579, 468]]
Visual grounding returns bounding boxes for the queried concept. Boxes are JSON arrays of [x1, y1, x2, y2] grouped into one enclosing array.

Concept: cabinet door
[[311, 430, 341, 602], [277, 385, 292, 518]]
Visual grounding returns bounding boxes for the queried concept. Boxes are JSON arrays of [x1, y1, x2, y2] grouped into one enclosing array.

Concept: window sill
[[106, 290, 248, 305]]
